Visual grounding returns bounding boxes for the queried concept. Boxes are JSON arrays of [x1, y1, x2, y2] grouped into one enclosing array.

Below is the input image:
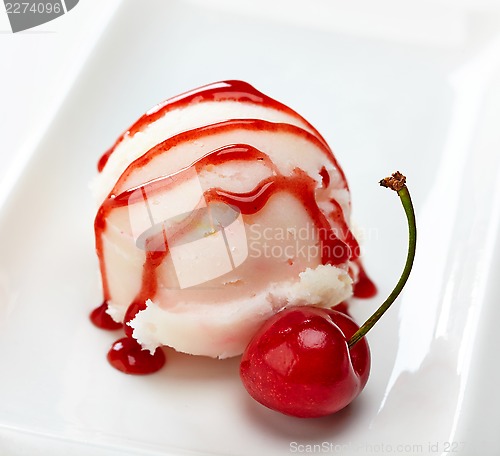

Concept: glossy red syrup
[[204, 173, 351, 265], [353, 263, 377, 298], [331, 301, 351, 316], [90, 301, 123, 330], [97, 80, 330, 172], [319, 166, 330, 188], [97, 146, 113, 173], [328, 198, 360, 261], [111, 119, 345, 196], [107, 337, 166, 375], [92, 87, 375, 375]]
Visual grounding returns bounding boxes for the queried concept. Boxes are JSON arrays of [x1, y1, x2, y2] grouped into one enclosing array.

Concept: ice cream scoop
[[92, 81, 373, 368]]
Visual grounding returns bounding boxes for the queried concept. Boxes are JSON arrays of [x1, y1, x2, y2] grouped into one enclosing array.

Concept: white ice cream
[[94, 81, 357, 358]]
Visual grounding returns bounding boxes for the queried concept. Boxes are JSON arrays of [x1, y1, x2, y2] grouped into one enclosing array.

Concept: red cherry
[[240, 307, 370, 418], [324, 308, 370, 389], [240, 171, 416, 418]]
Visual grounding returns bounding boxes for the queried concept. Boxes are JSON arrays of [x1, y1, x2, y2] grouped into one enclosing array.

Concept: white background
[[0, 0, 121, 195], [2, 0, 500, 190], [1, 1, 500, 455], [2, 0, 500, 189]]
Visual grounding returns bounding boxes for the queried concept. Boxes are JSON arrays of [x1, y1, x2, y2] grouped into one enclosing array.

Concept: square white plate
[[1, 1, 500, 454]]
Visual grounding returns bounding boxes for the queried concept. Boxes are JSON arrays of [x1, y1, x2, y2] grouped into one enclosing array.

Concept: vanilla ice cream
[[93, 80, 366, 358]]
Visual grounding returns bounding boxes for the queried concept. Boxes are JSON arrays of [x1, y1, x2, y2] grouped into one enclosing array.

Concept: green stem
[[348, 173, 417, 348]]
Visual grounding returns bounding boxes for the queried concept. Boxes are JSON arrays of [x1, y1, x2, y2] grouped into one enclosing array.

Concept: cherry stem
[[348, 172, 416, 348]]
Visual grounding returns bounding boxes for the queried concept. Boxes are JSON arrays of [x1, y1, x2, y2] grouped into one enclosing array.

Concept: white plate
[[1, 1, 500, 454]]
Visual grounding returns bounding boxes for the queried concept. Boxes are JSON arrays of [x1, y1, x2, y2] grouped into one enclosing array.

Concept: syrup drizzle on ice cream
[[91, 81, 376, 374], [97, 80, 331, 173]]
